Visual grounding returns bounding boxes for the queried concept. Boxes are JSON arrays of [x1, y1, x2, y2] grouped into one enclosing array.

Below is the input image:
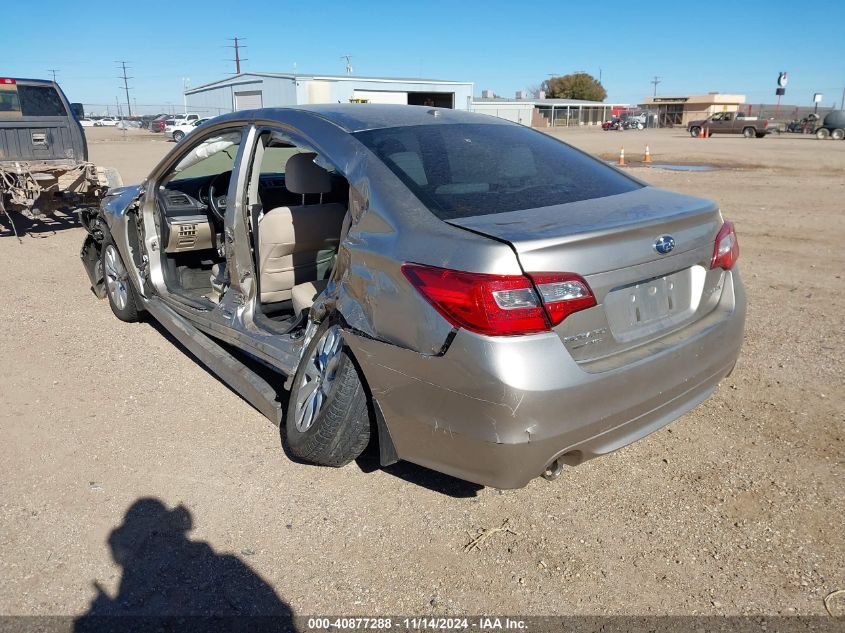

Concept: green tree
[[542, 72, 607, 101]]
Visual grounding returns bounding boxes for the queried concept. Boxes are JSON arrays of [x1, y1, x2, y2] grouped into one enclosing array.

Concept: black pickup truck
[[0, 77, 120, 226]]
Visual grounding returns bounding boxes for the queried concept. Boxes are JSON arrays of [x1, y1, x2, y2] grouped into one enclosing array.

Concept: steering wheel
[[207, 171, 231, 223]]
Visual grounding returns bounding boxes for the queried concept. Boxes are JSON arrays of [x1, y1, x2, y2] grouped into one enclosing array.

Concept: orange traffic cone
[[618, 146, 625, 166], [643, 145, 652, 163]]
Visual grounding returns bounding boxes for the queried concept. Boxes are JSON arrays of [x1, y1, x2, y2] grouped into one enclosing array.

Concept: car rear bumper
[[347, 270, 746, 489]]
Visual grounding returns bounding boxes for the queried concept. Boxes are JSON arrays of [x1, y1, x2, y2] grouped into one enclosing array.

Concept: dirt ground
[[0, 125, 843, 619]]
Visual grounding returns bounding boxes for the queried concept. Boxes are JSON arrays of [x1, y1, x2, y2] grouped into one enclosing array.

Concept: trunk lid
[[448, 186, 727, 364]]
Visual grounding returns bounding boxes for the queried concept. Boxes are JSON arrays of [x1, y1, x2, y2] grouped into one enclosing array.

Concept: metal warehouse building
[[184, 72, 474, 115]]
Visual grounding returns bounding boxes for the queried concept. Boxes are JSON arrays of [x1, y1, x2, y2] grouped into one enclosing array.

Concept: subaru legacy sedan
[[79, 105, 745, 489]]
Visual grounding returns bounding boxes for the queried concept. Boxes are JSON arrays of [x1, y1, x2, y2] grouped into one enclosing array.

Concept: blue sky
[[3, 0, 844, 113]]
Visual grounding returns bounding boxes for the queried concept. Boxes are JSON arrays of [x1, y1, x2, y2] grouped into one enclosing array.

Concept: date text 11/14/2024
[[305, 617, 528, 631]]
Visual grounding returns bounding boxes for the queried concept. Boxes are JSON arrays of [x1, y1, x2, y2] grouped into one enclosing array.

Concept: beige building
[[641, 93, 746, 127]]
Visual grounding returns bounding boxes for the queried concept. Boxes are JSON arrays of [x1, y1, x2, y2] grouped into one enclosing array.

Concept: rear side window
[[18, 86, 68, 117], [0, 86, 22, 116], [355, 123, 641, 220]]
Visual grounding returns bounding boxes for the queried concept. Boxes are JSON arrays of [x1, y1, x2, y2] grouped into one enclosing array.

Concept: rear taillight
[[528, 273, 597, 326], [401, 264, 595, 336], [710, 220, 739, 270], [0, 78, 16, 85]]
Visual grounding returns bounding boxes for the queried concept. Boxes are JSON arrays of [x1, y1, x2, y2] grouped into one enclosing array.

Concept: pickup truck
[[687, 111, 772, 138], [173, 113, 201, 124], [0, 77, 121, 233]]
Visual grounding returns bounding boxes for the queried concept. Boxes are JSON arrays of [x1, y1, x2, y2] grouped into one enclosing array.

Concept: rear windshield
[[354, 123, 641, 220], [0, 84, 67, 117]]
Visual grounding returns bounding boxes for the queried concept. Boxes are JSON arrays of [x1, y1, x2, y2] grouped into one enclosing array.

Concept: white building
[[184, 72, 474, 115], [472, 92, 611, 127]]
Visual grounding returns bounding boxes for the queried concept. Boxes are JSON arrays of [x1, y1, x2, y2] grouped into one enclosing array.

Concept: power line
[[116, 61, 133, 117], [226, 37, 247, 74], [47, 69, 59, 82], [650, 76, 662, 97]]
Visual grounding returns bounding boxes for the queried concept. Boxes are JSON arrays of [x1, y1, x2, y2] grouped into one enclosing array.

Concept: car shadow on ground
[[355, 444, 483, 498], [145, 319, 483, 499], [73, 497, 297, 633], [0, 209, 79, 239]]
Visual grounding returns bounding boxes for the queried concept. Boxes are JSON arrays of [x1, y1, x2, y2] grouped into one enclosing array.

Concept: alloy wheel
[[294, 326, 344, 432], [103, 244, 129, 311]]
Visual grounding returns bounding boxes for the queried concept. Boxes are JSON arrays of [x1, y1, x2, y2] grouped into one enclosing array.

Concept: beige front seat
[[258, 153, 346, 304]]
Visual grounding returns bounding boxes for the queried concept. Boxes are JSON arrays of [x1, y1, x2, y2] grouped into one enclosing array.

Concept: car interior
[[155, 129, 349, 331]]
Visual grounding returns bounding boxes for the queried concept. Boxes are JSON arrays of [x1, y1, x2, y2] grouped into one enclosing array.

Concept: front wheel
[[284, 321, 372, 467], [102, 241, 140, 322], [742, 127, 756, 138], [831, 128, 845, 140]]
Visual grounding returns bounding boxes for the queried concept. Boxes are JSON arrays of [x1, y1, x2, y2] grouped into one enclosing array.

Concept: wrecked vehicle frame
[[80, 105, 746, 489], [0, 77, 121, 236]]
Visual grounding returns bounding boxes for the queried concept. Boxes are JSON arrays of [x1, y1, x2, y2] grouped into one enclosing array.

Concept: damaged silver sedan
[[80, 105, 745, 489]]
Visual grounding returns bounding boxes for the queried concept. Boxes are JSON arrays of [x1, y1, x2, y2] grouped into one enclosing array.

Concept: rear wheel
[[173, 130, 185, 142], [690, 126, 701, 138], [102, 241, 140, 322], [284, 321, 371, 467], [816, 128, 830, 140], [742, 127, 756, 138], [832, 128, 845, 140]]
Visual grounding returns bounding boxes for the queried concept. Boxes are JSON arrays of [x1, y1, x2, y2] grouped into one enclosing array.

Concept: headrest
[[285, 152, 331, 195]]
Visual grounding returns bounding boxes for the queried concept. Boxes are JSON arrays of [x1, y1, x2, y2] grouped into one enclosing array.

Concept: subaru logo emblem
[[654, 235, 675, 254]]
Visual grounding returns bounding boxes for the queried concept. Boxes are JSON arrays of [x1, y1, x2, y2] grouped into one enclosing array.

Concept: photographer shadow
[[74, 497, 296, 633]]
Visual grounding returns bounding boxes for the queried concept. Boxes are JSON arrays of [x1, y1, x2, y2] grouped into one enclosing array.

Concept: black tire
[[284, 320, 371, 467], [173, 130, 185, 142], [832, 128, 845, 140], [101, 239, 141, 323], [742, 127, 756, 138], [816, 128, 830, 140], [690, 126, 701, 138]]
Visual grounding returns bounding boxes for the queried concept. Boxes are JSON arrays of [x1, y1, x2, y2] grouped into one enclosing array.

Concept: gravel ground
[[0, 126, 842, 619]]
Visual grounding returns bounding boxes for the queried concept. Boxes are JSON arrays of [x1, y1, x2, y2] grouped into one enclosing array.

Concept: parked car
[[78, 117, 96, 127], [687, 111, 772, 138], [148, 116, 167, 133], [172, 113, 201, 125], [95, 117, 118, 127], [79, 105, 745, 489], [139, 113, 167, 129], [169, 118, 209, 142]]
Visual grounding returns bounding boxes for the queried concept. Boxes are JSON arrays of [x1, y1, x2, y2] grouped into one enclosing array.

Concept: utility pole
[[341, 55, 353, 75], [841, 85, 845, 112], [182, 78, 190, 112], [47, 69, 59, 82], [651, 76, 662, 97], [116, 61, 133, 117], [227, 37, 247, 74]]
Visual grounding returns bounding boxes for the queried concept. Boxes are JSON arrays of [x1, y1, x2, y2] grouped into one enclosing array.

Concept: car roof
[[217, 104, 513, 133]]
